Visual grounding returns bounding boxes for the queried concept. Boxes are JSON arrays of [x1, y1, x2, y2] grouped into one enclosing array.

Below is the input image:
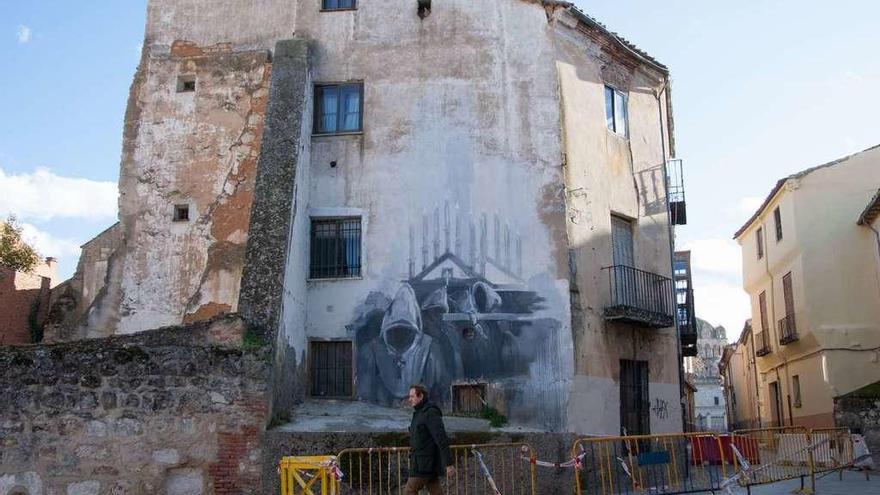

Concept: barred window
[[310, 341, 353, 398], [452, 383, 487, 416], [310, 218, 362, 279], [314, 83, 363, 134]]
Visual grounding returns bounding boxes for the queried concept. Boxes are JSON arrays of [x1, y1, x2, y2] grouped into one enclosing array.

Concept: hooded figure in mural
[[357, 284, 450, 405]]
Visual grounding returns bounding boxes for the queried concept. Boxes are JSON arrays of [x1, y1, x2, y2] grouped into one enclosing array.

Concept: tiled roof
[[566, 6, 668, 73], [733, 144, 880, 239], [858, 188, 880, 226]]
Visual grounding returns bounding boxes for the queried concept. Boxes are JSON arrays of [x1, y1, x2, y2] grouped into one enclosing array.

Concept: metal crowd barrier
[[810, 427, 855, 474], [335, 442, 537, 494], [572, 432, 729, 494], [279, 455, 342, 495], [732, 426, 814, 488]]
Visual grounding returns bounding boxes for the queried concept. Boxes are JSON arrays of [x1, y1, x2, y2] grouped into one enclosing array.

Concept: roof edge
[[858, 188, 880, 226], [565, 6, 669, 74], [734, 143, 880, 239]]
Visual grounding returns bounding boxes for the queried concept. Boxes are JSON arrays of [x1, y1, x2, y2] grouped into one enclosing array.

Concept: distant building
[[684, 318, 728, 431], [720, 320, 762, 430], [734, 144, 880, 428], [0, 257, 57, 345]]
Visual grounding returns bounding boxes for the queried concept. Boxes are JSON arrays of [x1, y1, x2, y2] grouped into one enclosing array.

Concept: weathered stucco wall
[[88, 42, 272, 336], [0, 315, 268, 495], [554, 11, 681, 434], [289, 0, 574, 431]]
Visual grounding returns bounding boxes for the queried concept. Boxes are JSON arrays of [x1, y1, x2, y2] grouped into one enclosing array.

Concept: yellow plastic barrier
[[279, 455, 341, 495], [572, 432, 729, 495], [335, 442, 537, 494]]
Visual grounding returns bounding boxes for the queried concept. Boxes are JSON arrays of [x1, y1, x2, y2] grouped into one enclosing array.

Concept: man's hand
[[446, 466, 456, 478]]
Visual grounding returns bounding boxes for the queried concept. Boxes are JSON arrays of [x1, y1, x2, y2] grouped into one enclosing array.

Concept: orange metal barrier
[[810, 427, 854, 474], [335, 443, 537, 494], [572, 432, 729, 494], [732, 426, 813, 487]]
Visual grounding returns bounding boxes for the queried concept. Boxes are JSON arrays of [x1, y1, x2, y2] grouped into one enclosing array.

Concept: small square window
[[310, 341, 353, 398], [177, 75, 196, 93], [604, 85, 629, 137], [173, 204, 190, 222], [314, 83, 363, 134], [310, 217, 362, 279], [452, 383, 487, 416], [322, 0, 356, 11]]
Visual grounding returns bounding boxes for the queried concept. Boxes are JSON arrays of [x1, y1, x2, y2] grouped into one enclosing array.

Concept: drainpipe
[[653, 76, 684, 431]]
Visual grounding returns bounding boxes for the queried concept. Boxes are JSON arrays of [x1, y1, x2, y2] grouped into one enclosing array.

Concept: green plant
[[241, 329, 265, 351], [0, 216, 40, 273], [481, 406, 508, 428]]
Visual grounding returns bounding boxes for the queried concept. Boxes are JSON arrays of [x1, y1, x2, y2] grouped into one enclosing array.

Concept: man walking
[[406, 384, 456, 495]]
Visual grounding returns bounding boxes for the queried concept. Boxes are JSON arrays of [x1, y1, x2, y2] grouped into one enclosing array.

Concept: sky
[[2, 1, 879, 339]]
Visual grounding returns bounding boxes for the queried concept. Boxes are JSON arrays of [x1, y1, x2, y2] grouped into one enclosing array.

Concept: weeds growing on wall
[[481, 406, 508, 428]]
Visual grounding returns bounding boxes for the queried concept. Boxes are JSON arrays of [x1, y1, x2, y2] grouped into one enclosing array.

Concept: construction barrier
[[810, 427, 854, 474], [335, 442, 537, 494], [572, 432, 730, 494], [280, 455, 342, 495], [731, 427, 814, 488]]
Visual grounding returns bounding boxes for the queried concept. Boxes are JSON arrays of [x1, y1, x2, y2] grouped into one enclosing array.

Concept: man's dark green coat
[[408, 400, 453, 477]]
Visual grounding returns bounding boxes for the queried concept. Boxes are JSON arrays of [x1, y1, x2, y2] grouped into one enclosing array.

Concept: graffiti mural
[[351, 202, 562, 412]]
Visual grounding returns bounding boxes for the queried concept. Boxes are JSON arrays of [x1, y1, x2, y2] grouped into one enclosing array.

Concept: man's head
[[408, 384, 428, 408]]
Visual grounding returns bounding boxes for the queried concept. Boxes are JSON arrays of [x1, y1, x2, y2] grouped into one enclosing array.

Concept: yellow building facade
[[734, 144, 880, 428]]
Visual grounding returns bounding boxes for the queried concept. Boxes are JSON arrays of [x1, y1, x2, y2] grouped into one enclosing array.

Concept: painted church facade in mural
[[56, 0, 688, 435]]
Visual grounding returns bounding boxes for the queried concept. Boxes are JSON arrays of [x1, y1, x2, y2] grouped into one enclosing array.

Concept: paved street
[[726, 470, 879, 495]]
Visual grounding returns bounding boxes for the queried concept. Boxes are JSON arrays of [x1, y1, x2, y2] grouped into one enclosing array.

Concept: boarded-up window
[[452, 383, 487, 415], [620, 359, 649, 436], [310, 341, 353, 398]]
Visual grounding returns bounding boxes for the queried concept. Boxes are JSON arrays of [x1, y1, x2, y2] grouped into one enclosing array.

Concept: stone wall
[[0, 266, 51, 346], [0, 315, 269, 495], [835, 390, 880, 464]]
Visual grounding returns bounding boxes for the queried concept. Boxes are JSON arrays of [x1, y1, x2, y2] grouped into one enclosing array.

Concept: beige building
[[720, 320, 762, 430], [734, 144, 880, 428]]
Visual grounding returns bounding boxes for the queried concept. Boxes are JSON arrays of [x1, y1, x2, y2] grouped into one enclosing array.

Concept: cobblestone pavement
[[725, 470, 878, 494]]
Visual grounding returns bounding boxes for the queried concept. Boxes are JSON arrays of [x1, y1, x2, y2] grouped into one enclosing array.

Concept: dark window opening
[[774, 207, 783, 241], [173, 204, 190, 222], [314, 83, 363, 134], [714, 396, 720, 406], [310, 340, 353, 398], [620, 359, 649, 436], [322, 0, 356, 10], [310, 217, 362, 279], [793, 375, 802, 408], [452, 383, 487, 416], [604, 85, 629, 137], [756, 227, 764, 259], [177, 75, 196, 93]]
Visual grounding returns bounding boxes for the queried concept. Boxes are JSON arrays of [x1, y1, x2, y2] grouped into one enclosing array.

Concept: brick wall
[[0, 315, 269, 494], [0, 265, 51, 345]]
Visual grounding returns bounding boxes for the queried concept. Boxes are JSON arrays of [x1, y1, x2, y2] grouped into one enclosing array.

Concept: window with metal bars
[[620, 359, 650, 436], [322, 0, 356, 10], [310, 340, 353, 398], [309, 217, 362, 279]]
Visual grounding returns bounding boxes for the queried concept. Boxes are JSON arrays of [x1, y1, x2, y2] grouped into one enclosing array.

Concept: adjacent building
[[720, 320, 762, 430], [0, 257, 57, 345], [734, 144, 880, 428]]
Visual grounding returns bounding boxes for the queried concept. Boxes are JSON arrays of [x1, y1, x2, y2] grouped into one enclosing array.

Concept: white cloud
[[19, 222, 82, 258], [681, 238, 742, 277], [0, 167, 117, 221], [844, 71, 864, 83], [16, 25, 31, 44]]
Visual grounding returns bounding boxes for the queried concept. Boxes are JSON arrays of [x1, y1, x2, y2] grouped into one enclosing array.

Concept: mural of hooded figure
[[357, 284, 450, 405]]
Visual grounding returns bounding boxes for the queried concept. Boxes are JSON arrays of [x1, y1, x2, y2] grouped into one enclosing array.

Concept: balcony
[[602, 265, 675, 328], [778, 315, 798, 345], [755, 330, 771, 356], [667, 159, 687, 225], [677, 289, 698, 356]]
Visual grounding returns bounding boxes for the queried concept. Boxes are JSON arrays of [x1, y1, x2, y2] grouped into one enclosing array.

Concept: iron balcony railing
[[778, 314, 798, 345], [677, 288, 698, 356], [755, 330, 771, 356], [602, 265, 675, 328]]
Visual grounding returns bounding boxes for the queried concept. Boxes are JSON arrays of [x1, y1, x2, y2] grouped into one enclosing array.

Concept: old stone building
[[0, 258, 57, 345], [683, 318, 728, 431], [4, 0, 691, 492]]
